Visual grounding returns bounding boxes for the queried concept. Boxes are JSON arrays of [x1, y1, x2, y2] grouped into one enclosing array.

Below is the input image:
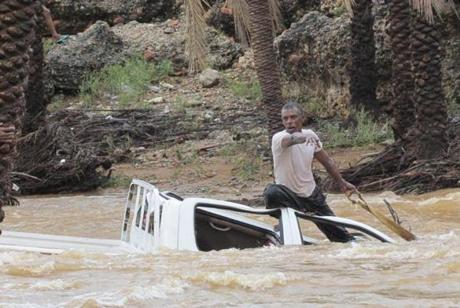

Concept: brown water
[[1, 188, 459, 307]]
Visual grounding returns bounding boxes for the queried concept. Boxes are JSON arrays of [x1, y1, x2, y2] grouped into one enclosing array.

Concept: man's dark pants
[[263, 184, 353, 243]]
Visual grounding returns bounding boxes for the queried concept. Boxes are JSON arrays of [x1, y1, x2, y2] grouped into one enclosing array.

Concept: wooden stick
[[347, 192, 416, 241]]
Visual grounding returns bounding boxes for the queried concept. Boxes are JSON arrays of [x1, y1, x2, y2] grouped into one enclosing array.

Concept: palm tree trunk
[[412, 15, 448, 159], [24, 30, 47, 134], [350, 0, 378, 114], [388, 0, 415, 141], [247, 0, 284, 136], [0, 0, 38, 212]]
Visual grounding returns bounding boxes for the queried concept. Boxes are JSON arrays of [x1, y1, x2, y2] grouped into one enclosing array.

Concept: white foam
[[60, 279, 189, 307], [30, 279, 80, 291], [418, 192, 460, 206], [182, 270, 288, 290]]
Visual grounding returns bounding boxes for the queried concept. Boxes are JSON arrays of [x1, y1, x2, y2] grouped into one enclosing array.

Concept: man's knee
[[263, 184, 286, 209]]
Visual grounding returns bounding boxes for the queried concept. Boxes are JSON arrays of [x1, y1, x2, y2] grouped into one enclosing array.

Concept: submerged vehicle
[[0, 179, 395, 254]]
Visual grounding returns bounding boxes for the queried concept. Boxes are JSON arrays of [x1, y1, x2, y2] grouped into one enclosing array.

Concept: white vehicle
[[0, 179, 395, 254]]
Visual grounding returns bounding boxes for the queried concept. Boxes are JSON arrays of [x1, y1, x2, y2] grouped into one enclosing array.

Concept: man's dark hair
[[281, 101, 304, 117]]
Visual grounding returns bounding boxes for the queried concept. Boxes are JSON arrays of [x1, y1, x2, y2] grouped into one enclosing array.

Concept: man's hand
[[0, 123, 15, 144], [338, 180, 357, 196]]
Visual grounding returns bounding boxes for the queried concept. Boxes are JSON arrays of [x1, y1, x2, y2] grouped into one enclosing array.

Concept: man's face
[[281, 108, 303, 133]]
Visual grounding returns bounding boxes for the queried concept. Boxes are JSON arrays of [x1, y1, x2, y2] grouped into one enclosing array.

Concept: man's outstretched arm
[[314, 149, 356, 194], [42, 5, 60, 40]]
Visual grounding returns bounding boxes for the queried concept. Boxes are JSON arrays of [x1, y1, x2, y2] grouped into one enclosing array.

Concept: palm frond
[[409, 0, 458, 24], [228, 0, 251, 47], [229, 0, 283, 47], [340, 0, 356, 15], [185, 0, 210, 73], [268, 0, 284, 32]]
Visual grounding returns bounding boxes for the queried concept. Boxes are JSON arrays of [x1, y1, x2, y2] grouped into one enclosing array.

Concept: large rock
[[46, 18, 242, 92], [48, 0, 178, 34], [112, 19, 242, 71], [275, 12, 354, 116], [205, 0, 320, 38], [47, 21, 125, 92], [112, 20, 187, 72], [199, 68, 220, 88]]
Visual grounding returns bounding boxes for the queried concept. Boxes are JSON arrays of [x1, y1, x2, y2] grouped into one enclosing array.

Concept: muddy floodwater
[[1, 188, 459, 307]]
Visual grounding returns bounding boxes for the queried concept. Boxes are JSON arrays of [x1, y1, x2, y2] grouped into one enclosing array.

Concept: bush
[[228, 79, 262, 101], [80, 57, 172, 108], [319, 109, 393, 148]]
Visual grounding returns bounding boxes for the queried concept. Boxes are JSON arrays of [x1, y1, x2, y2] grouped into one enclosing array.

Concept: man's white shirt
[[272, 129, 322, 197]]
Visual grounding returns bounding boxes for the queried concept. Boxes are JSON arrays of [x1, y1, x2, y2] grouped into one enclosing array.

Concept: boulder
[[47, 0, 178, 34], [112, 20, 187, 73], [112, 19, 242, 72], [46, 21, 125, 92], [275, 12, 354, 115], [205, 0, 321, 38], [199, 68, 220, 88], [45, 18, 242, 92]]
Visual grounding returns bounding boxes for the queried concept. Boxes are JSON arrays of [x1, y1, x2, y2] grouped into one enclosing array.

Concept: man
[[41, 4, 69, 43], [264, 101, 356, 242]]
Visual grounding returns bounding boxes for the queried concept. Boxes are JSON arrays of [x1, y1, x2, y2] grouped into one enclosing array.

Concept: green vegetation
[[447, 96, 460, 116], [303, 97, 329, 117], [101, 174, 132, 188], [43, 38, 56, 55], [80, 57, 173, 108], [227, 78, 262, 101], [319, 109, 393, 148], [331, 5, 347, 17]]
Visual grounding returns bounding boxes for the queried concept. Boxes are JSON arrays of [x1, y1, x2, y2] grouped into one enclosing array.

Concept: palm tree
[[186, 0, 284, 136], [23, 28, 46, 134], [411, 12, 448, 159], [339, 0, 458, 192], [404, 0, 455, 159], [349, 0, 378, 114], [388, 0, 416, 141], [0, 0, 38, 215], [247, 0, 284, 135]]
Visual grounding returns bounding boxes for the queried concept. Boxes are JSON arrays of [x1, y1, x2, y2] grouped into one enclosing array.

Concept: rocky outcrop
[[47, 0, 177, 34], [279, 0, 321, 26], [275, 7, 459, 115], [46, 18, 242, 92], [113, 19, 242, 71], [205, 0, 320, 38], [112, 20, 187, 73], [275, 12, 354, 116], [47, 21, 125, 92]]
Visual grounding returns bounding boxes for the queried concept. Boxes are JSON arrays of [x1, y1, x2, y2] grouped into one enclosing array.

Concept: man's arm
[[42, 5, 60, 40], [281, 132, 306, 148], [314, 149, 356, 194], [281, 132, 322, 148]]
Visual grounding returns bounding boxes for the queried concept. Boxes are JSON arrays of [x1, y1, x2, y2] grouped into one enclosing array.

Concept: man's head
[[281, 101, 304, 133]]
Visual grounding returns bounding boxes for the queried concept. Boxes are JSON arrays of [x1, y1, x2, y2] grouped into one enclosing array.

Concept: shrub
[[319, 109, 393, 148], [228, 79, 262, 101], [80, 57, 173, 108]]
